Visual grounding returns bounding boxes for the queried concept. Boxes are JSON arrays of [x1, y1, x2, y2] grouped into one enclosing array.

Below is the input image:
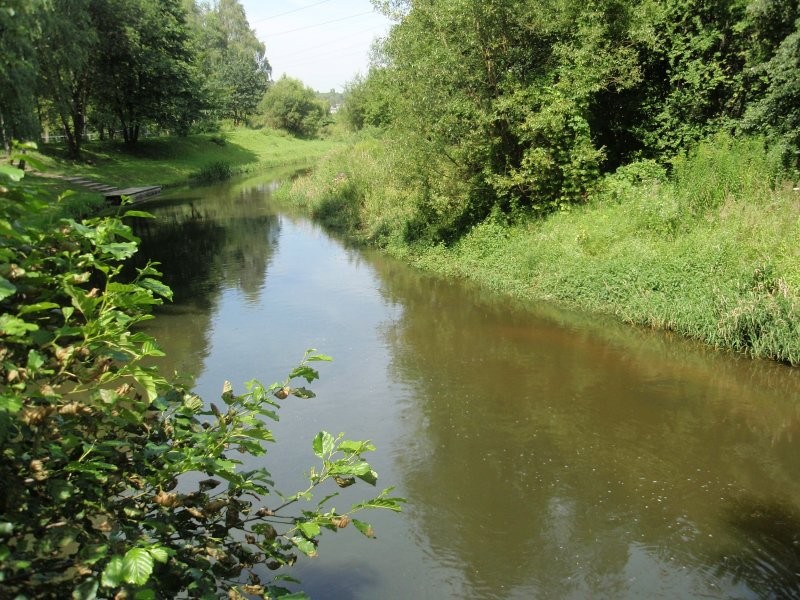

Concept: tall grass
[[278, 132, 800, 365]]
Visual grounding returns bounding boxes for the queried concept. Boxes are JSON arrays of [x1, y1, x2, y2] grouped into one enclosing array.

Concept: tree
[[91, 0, 205, 143], [627, 0, 751, 157], [341, 71, 394, 132], [744, 21, 800, 156], [36, 0, 97, 159], [193, 0, 271, 125], [259, 76, 328, 138], [0, 0, 42, 154], [372, 0, 641, 239]]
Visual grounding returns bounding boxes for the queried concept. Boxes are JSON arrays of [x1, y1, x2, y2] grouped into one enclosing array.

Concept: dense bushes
[[335, 0, 800, 243], [258, 77, 329, 139], [278, 131, 800, 365]]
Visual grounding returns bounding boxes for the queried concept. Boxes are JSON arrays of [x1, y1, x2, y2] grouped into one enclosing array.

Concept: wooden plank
[[103, 186, 162, 204]]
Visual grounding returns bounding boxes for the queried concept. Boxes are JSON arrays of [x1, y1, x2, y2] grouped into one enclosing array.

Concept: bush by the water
[[0, 168, 402, 597], [193, 159, 233, 183], [277, 132, 800, 365]]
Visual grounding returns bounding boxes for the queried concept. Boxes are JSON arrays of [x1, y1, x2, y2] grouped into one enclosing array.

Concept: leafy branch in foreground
[[0, 160, 403, 599]]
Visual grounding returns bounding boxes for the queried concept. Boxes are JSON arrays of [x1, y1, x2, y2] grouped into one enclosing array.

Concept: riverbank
[[276, 133, 800, 365], [28, 127, 337, 188]]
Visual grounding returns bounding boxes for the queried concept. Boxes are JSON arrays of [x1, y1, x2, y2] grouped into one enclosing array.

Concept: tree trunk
[[60, 113, 79, 159], [0, 109, 9, 156]]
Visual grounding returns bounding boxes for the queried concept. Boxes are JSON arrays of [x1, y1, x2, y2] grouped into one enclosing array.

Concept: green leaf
[[72, 578, 99, 600], [288, 365, 319, 382], [140, 340, 165, 357], [352, 489, 406, 513], [48, 479, 74, 501], [356, 469, 378, 486], [134, 591, 155, 600], [148, 546, 169, 564], [0, 276, 15, 301], [312, 431, 335, 459], [81, 544, 109, 566], [121, 547, 154, 586], [291, 536, 318, 557], [338, 440, 376, 455], [122, 210, 155, 219], [102, 557, 124, 587], [139, 277, 173, 300], [291, 387, 316, 399], [352, 519, 375, 538], [0, 164, 24, 182], [297, 521, 321, 538], [99, 242, 138, 260], [0, 394, 22, 413], [27, 349, 45, 372], [0, 314, 38, 336], [18, 301, 60, 315]]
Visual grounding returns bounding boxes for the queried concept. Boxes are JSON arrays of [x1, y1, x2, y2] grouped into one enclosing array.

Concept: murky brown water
[[135, 173, 800, 599]]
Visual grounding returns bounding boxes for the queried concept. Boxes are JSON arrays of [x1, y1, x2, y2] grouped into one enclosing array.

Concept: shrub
[[194, 160, 233, 184], [0, 167, 402, 598]]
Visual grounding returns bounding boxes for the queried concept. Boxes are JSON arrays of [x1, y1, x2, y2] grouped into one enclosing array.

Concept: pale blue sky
[[239, 0, 392, 92]]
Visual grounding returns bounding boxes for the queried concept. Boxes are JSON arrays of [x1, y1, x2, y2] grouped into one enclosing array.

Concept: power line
[[265, 10, 375, 38], [266, 25, 383, 60], [279, 46, 371, 66], [249, 0, 336, 25]]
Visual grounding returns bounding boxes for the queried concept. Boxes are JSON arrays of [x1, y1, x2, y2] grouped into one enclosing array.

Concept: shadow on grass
[[39, 134, 262, 186]]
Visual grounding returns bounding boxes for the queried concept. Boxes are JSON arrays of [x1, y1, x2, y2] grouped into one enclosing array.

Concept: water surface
[[136, 174, 800, 599]]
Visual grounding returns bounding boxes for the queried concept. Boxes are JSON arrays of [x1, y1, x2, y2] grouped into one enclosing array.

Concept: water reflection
[[135, 174, 800, 599], [373, 261, 800, 598], [129, 180, 280, 379]]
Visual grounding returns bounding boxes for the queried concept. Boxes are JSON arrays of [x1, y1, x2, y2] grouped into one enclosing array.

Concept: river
[[134, 173, 800, 599]]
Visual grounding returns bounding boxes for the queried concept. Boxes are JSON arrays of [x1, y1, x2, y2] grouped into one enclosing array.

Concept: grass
[[31, 127, 338, 188], [277, 132, 800, 365]]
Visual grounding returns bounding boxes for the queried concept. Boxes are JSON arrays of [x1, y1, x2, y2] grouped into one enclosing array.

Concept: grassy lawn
[[32, 128, 338, 188]]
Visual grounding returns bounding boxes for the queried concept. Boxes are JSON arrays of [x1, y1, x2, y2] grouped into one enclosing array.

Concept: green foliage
[[626, 0, 750, 157], [36, 0, 98, 158], [345, 0, 800, 243], [743, 20, 800, 156], [0, 166, 403, 597], [716, 265, 800, 364], [189, 0, 271, 126], [90, 0, 205, 143], [259, 77, 329, 139], [340, 72, 395, 132], [275, 135, 419, 246], [366, 0, 646, 238], [0, 0, 42, 151], [39, 128, 337, 188], [193, 160, 233, 184], [282, 130, 800, 364]]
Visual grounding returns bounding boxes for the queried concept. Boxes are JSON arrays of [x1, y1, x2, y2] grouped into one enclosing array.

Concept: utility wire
[[249, 0, 336, 25], [265, 10, 375, 37], [274, 46, 374, 70], [267, 25, 383, 60]]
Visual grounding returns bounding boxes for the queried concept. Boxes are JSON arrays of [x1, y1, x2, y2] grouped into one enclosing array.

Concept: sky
[[238, 0, 393, 93]]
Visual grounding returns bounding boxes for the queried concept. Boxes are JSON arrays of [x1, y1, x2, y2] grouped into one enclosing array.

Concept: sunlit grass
[[34, 127, 338, 187], [278, 132, 800, 364]]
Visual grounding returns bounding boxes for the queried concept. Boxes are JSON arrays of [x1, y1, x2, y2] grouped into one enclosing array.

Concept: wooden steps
[[56, 175, 162, 204]]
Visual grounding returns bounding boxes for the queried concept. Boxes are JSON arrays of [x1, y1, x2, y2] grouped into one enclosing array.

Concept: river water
[[135, 173, 800, 599]]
